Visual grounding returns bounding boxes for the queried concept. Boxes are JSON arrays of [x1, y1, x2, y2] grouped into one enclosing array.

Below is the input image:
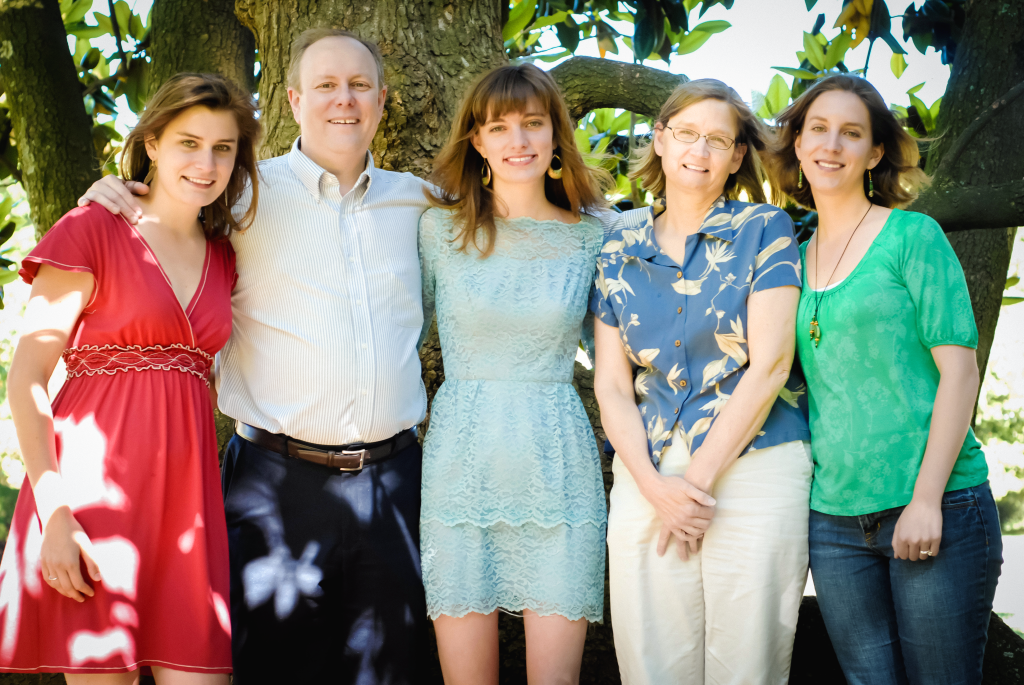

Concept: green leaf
[[773, 66, 820, 81], [0, 222, 14, 244], [805, 0, 819, 9], [65, 22, 108, 39], [128, 11, 147, 40], [0, 195, 12, 223], [907, 81, 925, 95], [0, 270, 18, 286], [124, 57, 150, 114], [1006, 276, 1020, 289], [534, 49, 570, 63], [803, 31, 826, 70], [62, 0, 93, 25], [890, 53, 907, 78], [593, 108, 614, 131], [93, 11, 113, 36], [764, 74, 791, 117], [908, 93, 932, 131], [574, 128, 592, 154], [690, 20, 730, 35], [676, 30, 712, 55], [633, 4, 665, 62], [593, 135, 612, 156], [554, 15, 580, 54], [530, 10, 568, 30], [929, 97, 942, 125], [824, 31, 852, 70], [1002, 296, 1024, 306], [890, 104, 909, 119], [502, 0, 537, 41], [610, 111, 632, 134]]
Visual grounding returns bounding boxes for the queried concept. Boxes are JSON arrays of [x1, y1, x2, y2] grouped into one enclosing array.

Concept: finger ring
[[47, 576, 57, 581], [921, 550, 932, 556]]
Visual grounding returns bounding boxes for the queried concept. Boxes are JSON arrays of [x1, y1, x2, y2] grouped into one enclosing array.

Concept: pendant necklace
[[810, 204, 872, 348]]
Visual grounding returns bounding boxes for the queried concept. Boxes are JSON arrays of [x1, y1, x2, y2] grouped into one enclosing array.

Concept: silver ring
[[47, 576, 57, 581]]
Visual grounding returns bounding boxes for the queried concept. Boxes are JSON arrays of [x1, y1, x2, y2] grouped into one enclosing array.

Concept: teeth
[[507, 156, 533, 163], [818, 161, 842, 169], [185, 177, 214, 185], [330, 119, 358, 124], [683, 164, 708, 172]]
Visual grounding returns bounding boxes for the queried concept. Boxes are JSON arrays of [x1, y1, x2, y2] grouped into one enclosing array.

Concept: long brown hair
[[120, 73, 261, 240], [770, 73, 927, 209], [427, 63, 611, 257], [631, 79, 773, 203]]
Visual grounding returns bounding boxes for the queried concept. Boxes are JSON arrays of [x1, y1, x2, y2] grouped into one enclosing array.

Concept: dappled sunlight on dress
[[0, 205, 235, 674]]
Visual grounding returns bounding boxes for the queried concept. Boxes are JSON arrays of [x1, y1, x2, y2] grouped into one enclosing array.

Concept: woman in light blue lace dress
[[418, 64, 611, 684]]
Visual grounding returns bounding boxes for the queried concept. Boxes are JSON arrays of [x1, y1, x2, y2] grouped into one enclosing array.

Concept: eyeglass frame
[[661, 125, 737, 151]]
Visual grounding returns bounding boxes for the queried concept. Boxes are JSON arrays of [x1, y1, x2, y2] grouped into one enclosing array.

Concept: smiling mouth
[[682, 163, 709, 172], [184, 176, 215, 187], [816, 160, 844, 170], [504, 155, 537, 165], [329, 118, 359, 124]]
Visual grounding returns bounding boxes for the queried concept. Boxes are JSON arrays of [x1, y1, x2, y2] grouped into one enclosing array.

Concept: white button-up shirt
[[217, 138, 431, 445]]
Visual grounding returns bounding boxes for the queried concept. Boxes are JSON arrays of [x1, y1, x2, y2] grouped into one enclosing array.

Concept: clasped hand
[[645, 474, 716, 560], [40, 507, 102, 602]]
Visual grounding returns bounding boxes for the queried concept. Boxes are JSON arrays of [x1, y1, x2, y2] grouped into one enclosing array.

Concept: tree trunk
[[149, 0, 255, 94], [0, 0, 100, 236], [232, 0, 507, 172], [911, 0, 1024, 388]]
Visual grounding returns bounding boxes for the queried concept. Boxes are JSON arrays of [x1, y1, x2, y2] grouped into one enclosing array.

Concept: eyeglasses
[[663, 126, 736, 151]]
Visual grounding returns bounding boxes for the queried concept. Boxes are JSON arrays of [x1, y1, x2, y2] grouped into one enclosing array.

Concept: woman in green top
[[773, 74, 1002, 685]]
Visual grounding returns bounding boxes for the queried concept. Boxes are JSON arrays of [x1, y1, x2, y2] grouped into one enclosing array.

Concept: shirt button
[[361, 389, 367, 395], [673, 408, 679, 414], [675, 340, 681, 347], [356, 300, 362, 305], [676, 271, 683, 278], [361, 343, 367, 349], [680, 380, 687, 387], [677, 306, 682, 314]]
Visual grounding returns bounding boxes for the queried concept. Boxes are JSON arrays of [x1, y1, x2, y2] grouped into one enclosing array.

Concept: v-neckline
[[122, 216, 212, 318]]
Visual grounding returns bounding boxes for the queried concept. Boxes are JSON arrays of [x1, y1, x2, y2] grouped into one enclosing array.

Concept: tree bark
[[0, 0, 100, 236], [232, 0, 507, 172], [911, 0, 1024, 390], [551, 56, 689, 121], [149, 0, 255, 94]]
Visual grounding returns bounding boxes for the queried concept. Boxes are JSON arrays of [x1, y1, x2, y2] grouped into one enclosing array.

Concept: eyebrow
[[806, 116, 865, 128], [674, 122, 735, 136], [174, 131, 238, 144], [488, 111, 548, 123]]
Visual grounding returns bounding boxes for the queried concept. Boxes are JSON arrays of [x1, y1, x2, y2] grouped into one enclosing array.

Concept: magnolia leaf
[[1002, 296, 1024, 306], [1006, 276, 1020, 289], [907, 81, 926, 95], [764, 74, 790, 117], [63, 0, 93, 25], [0, 270, 19, 286], [113, 0, 131, 37], [824, 31, 852, 70], [502, 0, 537, 41], [773, 66, 820, 81], [690, 20, 730, 35], [802, 31, 826, 70], [530, 10, 568, 30], [0, 196, 12, 223], [66, 22, 107, 39], [891, 53, 907, 78], [574, 128, 592, 154], [676, 30, 712, 55], [908, 93, 932, 131]]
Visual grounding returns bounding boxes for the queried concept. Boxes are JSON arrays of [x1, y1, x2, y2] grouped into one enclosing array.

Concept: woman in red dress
[[0, 73, 260, 682]]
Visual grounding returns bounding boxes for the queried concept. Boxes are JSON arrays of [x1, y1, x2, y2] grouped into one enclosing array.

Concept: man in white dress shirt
[[80, 29, 432, 684]]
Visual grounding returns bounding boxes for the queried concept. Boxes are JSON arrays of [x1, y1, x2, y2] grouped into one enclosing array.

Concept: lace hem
[[420, 512, 607, 529], [427, 599, 603, 623], [63, 343, 214, 385]]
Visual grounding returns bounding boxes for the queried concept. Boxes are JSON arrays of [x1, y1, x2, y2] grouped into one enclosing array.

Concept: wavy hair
[[631, 78, 773, 203], [120, 73, 261, 241], [427, 63, 611, 257], [770, 73, 927, 209]]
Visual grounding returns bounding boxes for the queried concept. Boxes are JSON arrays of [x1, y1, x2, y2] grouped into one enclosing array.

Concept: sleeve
[[19, 205, 101, 285], [898, 212, 978, 349], [588, 252, 620, 327], [750, 208, 802, 293], [417, 209, 439, 351]]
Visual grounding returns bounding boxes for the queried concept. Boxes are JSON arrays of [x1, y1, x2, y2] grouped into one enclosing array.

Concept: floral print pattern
[[590, 198, 810, 465]]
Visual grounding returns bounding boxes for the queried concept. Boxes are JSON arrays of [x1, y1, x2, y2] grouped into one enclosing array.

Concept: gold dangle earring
[[144, 158, 158, 186], [797, 163, 803, 189], [547, 153, 563, 180], [867, 169, 874, 198], [481, 159, 491, 187]]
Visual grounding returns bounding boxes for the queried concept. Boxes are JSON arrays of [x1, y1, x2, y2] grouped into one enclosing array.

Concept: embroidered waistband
[[64, 344, 214, 385]]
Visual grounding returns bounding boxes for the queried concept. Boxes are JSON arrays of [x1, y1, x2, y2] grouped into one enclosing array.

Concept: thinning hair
[[120, 72, 261, 240], [631, 78, 773, 203], [287, 28, 386, 91], [427, 63, 612, 257]]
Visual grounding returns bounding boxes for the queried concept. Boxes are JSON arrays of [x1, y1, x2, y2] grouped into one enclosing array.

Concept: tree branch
[[909, 178, 1024, 232], [107, 0, 129, 68], [550, 56, 689, 121], [933, 78, 1024, 180], [82, 72, 122, 97]]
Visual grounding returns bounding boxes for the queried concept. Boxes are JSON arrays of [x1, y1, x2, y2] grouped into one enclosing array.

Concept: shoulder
[[46, 203, 126, 244], [600, 207, 653, 254], [578, 212, 606, 240], [256, 153, 290, 178], [372, 168, 434, 206], [888, 208, 944, 239], [419, 206, 457, 245], [879, 209, 950, 258]]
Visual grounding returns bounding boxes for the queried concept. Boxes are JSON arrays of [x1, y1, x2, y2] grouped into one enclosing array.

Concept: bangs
[[471, 68, 556, 126]]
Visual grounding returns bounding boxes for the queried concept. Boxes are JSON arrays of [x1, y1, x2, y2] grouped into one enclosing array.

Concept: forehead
[[668, 98, 738, 134], [301, 36, 378, 83], [481, 89, 551, 123], [806, 90, 871, 124], [166, 105, 239, 136]]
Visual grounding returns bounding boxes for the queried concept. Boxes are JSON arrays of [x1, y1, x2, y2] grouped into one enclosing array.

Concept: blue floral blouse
[[590, 198, 810, 466]]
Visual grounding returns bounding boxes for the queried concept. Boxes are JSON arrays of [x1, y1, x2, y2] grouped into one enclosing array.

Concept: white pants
[[608, 436, 812, 685]]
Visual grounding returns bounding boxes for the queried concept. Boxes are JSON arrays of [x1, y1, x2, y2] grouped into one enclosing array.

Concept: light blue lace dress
[[418, 207, 607, 622]]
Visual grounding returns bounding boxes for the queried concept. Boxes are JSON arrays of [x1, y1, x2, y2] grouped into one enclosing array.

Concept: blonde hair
[[287, 28, 386, 91], [427, 63, 612, 257], [770, 74, 927, 209], [631, 79, 772, 203]]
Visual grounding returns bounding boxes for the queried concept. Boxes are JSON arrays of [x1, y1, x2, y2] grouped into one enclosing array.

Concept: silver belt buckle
[[334, 448, 367, 471]]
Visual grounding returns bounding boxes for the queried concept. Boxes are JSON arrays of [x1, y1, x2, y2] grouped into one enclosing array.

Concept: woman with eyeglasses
[[591, 79, 810, 684], [774, 74, 1001, 685]]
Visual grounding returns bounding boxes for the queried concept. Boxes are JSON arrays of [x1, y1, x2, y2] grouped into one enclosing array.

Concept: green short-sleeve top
[[796, 209, 988, 516]]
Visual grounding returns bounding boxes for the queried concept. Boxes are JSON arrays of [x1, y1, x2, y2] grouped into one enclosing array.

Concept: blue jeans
[[809, 482, 1002, 685]]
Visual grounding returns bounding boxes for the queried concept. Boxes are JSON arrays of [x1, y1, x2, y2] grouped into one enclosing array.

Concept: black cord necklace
[[809, 204, 873, 348]]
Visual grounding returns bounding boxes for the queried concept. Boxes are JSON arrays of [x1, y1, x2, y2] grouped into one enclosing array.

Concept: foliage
[[901, 0, 966, 65], [0, 187, 29, 311]]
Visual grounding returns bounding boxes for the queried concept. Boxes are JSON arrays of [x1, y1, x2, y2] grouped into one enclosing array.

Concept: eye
[[352, 81, 371, 89], [810, 125, 826, 133], [844, 130, 861, 138], [526, 119, 543, 128], [317, 82, 334, 90], [181, 139, 197, 148], [489, 125, 505, 133], [214, 144, 234, 152]]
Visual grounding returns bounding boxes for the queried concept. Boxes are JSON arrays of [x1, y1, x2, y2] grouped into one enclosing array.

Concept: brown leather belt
[[235, 421, 417, 472]]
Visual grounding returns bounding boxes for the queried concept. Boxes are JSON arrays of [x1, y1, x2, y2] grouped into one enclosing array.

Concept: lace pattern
[[64, 344, 214, 385]]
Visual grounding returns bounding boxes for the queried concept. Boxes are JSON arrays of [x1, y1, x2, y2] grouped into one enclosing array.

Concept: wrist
[[684, 460, 717, 494]]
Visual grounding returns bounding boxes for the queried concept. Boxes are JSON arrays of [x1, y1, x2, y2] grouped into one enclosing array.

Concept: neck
[[813, 190, 873, 242], [491, 177, 556, 220], [300, 139, 369, 196], [137, 185, 203, 239], [660, 184, 723, 235]]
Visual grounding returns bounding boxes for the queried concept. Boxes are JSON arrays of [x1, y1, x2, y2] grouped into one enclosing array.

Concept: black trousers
[[221, 433, 427, 684]]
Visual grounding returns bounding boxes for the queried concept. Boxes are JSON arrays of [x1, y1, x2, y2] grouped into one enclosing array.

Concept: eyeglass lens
[[672, 128, 734, 150]]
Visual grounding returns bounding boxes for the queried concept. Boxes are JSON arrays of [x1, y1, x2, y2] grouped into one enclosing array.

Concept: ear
[[729, 143, 747, 174], [376, 85, 388, 117], [287, 87, 302, 125], [866, 141, 884, 170], [470, 127, 485, 159], [652, 122, 666, 157], [794, 131, 804, 163], [144, 134, 158, 161]]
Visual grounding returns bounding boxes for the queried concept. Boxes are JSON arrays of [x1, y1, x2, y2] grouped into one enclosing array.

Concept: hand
[[77, 175, 148, 223], [892, 498, 942, 561], [40, 507, 102, 601], [642, 474, 716, 559]]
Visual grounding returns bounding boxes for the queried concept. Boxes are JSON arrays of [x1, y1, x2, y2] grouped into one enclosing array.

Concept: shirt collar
[[287, 137, 376, 202], [632, 195, 736, 264]]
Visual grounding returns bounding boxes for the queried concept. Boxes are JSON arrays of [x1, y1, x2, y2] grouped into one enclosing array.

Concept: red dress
[[0, 205, 234, 674]]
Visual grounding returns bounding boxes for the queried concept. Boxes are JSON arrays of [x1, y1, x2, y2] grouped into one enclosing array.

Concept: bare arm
[[683, 285, 800, 493], [77, 175, 148, 223], [8, 265, 101, 601], [593, 319, 715, 559], [892, 344, 980, 561]]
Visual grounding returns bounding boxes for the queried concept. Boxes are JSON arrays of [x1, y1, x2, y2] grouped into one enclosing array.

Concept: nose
[[509, 125, 529, 148], [194, 148, 215, 171], [824, 131, 843, 152], [335, 83, 357, 108]]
